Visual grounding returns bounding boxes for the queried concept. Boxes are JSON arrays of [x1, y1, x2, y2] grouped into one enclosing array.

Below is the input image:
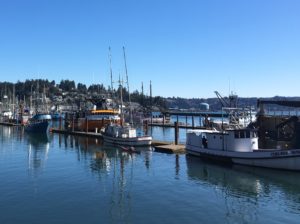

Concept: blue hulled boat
[[24, 114, 51, 133]]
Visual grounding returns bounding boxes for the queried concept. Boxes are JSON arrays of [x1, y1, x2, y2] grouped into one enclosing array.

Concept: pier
[[0, 122, 21, 127], [50, 128, 186, 154]]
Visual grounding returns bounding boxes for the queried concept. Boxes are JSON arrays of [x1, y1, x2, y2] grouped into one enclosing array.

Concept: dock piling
[[174, 121, 179, 145], [86, 117, 88, 133]]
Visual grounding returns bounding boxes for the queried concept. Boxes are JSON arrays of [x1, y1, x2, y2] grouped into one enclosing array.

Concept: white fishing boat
[[186, 121, 300, 171], [102, 124, 152, 147]]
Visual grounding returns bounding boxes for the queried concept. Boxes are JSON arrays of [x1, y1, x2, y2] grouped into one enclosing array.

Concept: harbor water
[[1, 125, 300, 224]]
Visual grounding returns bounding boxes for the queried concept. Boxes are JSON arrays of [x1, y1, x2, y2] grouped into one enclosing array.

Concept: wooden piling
[[174, 121, 179, 145], [59, 116, 62, 130], [145, 120, 149, 135], [86, 117, 88, 133], [72, 115, 75, 132]]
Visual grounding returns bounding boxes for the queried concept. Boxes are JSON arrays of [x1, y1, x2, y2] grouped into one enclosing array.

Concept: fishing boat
[[186, 103, 300, 171], [102, 123, 152, 147], [102, 47, 152, 147], [24, 113, 51, 133], [67, 97, 121, 132]]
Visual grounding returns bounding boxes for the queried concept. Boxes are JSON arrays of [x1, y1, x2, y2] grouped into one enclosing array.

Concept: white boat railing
[[221, 107, 256, 129]]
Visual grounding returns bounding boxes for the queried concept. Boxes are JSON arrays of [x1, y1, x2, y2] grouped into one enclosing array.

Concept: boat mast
[[150, 80, 152, 124], [12, 84, 15, 118], [109, 47, 114, 93], [30, 85, 33, 114], [123, 46, 133, 125], [141, 82, 144, 107], [119, 74, 124, 125]]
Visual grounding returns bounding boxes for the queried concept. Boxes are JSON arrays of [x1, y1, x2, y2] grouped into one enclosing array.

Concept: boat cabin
[[186, 128, 258, 152]]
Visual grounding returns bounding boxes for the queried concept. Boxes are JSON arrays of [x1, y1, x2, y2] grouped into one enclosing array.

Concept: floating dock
[[153, 144, 185, 154], [147, 123, 207, 129], [0, 122, 21, 127], [50, 128, 186, 153], [50, 128, 103, 138]]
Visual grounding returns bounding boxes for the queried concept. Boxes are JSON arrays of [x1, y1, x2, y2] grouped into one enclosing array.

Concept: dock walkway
[[51, 128, 186, 153]]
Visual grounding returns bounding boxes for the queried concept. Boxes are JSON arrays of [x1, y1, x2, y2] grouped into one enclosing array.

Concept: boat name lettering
[[271, 150, 300, 157], [271, 151, 288, 157]]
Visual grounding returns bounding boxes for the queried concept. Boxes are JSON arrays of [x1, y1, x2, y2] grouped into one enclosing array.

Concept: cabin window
[[246, 131, 250, 138]]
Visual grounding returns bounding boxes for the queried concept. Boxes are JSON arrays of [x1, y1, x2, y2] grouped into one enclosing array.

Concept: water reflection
[[186, 155, 300, 221], [57, 136, 153, 222], [26, 132, 50, 173]]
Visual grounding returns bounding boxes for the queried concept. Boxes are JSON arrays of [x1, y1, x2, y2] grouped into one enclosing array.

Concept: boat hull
[[71, 119, 121, 132], [102, 134, 152, 147], [186, 145, 300, 171], [24, 120, 50, 133]]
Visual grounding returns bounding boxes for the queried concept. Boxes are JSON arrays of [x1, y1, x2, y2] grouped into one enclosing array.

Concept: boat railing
[[221, 107, 255, 129]]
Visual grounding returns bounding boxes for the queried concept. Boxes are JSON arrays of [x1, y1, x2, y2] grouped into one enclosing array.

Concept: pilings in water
[[174, 121, 179, 145]]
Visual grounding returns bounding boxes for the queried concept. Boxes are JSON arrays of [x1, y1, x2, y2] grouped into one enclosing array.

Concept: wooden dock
[[0, 122, 21, 127], [148, 123, 207, 129], [50, 128, 103, 138], [51, 128, 186, 153], [153, 144, 185, 154]]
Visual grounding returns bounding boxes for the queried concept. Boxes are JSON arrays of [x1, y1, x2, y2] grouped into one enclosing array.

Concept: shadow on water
[[186, 155, 300, 215]]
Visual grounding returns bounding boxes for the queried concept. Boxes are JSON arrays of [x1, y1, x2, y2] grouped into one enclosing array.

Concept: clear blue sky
[[1, 0, 300, 98]]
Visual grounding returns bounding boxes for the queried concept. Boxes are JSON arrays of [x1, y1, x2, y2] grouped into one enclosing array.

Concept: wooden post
[[186, 116, 188, 127], [163, 115, 165, 125], [86, 117, 88, 133], [174, 121, 179, 145], [72, 115, 75, 132], [59, 116, 62, 130], [176, 115, 179, 123], [145, 120, 148, 135]]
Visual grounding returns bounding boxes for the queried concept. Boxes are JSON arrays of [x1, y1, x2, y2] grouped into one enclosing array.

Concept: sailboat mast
[[12, 84, 15, 118], [109, 47, 114, 93], [150, 80, 152, 124], [119, 75, 124, 125], [123, 46, 133, 124]]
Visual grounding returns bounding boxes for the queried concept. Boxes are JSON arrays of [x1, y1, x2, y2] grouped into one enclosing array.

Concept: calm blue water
[[1, 125, 300, 224]]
